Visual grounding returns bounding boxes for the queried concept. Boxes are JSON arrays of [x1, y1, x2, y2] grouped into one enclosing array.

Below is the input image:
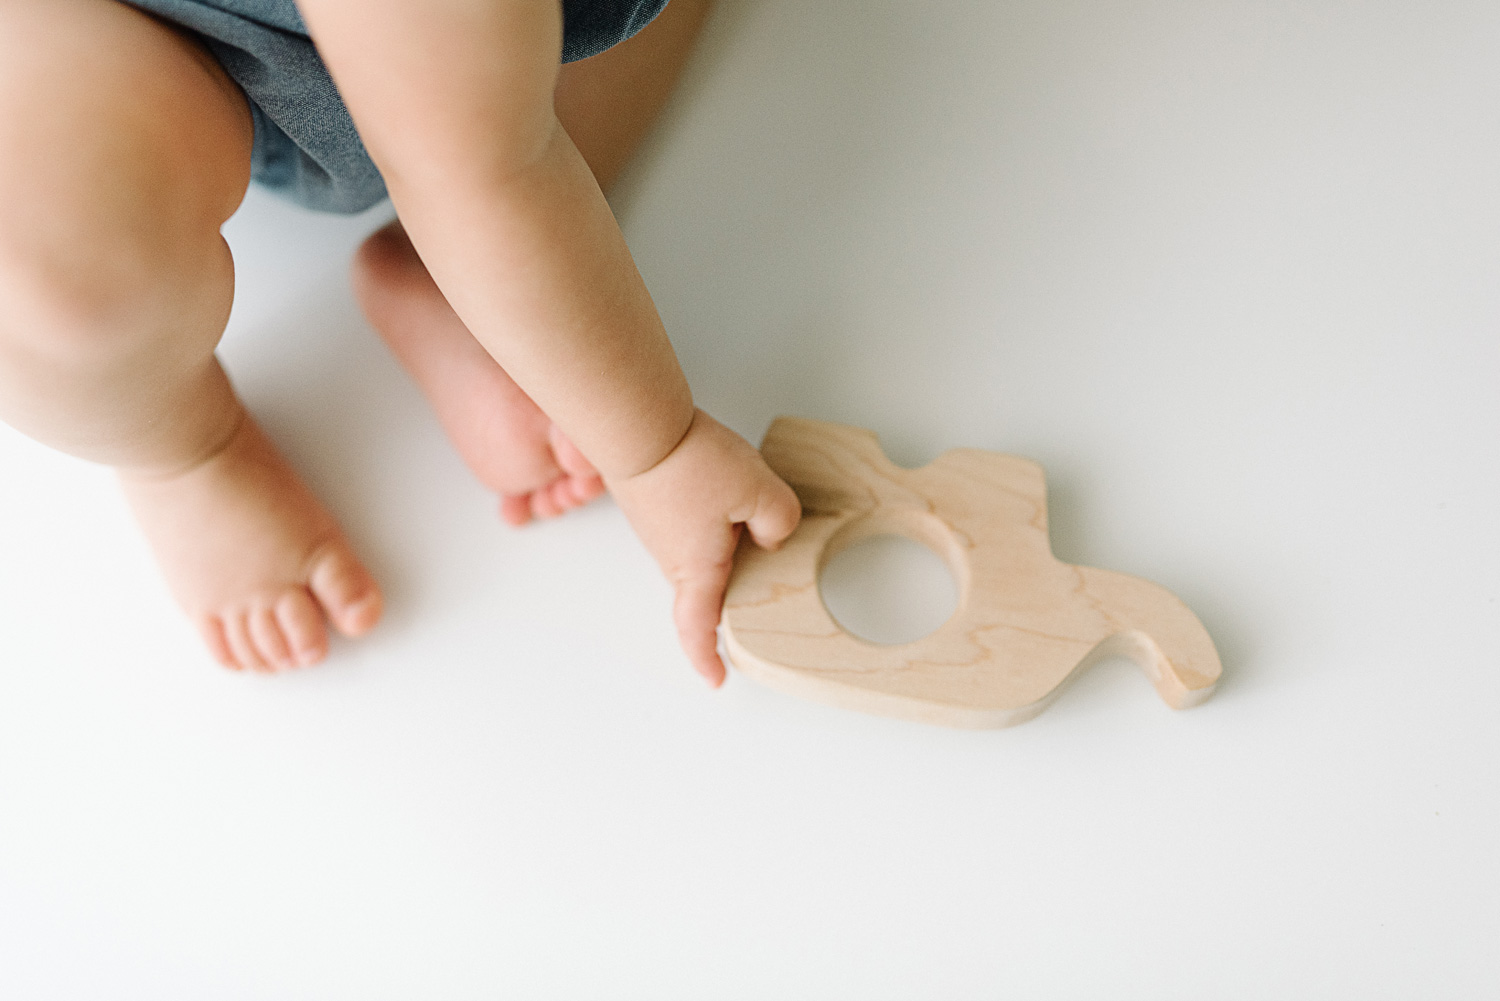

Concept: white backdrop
[[2, 1, 1497, 996]]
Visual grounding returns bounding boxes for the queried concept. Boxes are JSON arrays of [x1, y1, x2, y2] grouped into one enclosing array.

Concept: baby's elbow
[[302, 0, 564, 192], [367, 103, 562, 199]]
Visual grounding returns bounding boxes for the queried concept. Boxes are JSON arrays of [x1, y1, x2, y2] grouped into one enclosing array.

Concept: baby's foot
[[119, 413, 382, 671], [352, 222, 605, 525]]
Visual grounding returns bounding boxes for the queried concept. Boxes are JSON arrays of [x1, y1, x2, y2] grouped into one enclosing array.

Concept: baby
[[0, 0, 801, 683]]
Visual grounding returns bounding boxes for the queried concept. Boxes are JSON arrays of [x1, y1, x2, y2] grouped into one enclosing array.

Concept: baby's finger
[[745, 477, 801, 551], [673, 574, 729, 687]]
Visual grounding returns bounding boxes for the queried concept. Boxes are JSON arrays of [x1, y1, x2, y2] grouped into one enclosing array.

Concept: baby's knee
[[0, 119, 238, 365], [0, 0, 248, 362], [0, 198, 234, 367]]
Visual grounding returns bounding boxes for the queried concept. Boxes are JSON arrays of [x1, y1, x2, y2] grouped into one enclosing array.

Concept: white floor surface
[[2, 1, 1498, 996]]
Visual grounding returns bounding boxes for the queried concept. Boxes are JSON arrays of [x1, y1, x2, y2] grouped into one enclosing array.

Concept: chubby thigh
[[0, 0, 253, 466]]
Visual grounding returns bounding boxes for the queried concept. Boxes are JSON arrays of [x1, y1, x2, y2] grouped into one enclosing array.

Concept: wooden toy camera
[[722, 419, 1221, 728]]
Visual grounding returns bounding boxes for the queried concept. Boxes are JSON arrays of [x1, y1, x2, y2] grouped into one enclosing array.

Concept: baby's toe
[[530, 489, 564, 520], [276, 590, 328, 667], [224, 611, 270, 672], [308, 542, 383, 638], [249, 604, 296, 670], [549, 426, 598, 479], [500, 494, 533, 527], [200, 616, 239, 670], [547, 478, 580, 512], [569, 473, 605, 504]]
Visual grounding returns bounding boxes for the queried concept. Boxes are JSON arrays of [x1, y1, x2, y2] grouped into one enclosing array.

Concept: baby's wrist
[[603, 406, 703, 485]]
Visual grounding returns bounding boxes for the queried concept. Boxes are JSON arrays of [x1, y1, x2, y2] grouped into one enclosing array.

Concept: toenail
[[347, 593, 379, 617]]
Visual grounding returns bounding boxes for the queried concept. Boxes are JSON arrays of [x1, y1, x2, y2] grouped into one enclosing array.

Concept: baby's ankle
[[116, 403, 248, 484]]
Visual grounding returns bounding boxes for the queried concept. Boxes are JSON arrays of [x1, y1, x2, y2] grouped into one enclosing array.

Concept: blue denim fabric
[[562, 0, 670, 62], [121, 0, 671, 213]]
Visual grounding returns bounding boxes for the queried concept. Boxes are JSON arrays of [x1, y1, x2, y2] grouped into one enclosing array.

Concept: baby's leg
[[0, 0, 380, 669], [352, 0, 712, 525], [553, 0, 717, 194]]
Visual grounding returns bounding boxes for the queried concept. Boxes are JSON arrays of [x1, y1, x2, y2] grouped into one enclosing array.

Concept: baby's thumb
[[745, 478, 801, 550]]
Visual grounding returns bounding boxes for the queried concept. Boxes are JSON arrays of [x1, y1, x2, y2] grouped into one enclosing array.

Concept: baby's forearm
[[298, 0, 695, 479], [386, 123, 695, 479]]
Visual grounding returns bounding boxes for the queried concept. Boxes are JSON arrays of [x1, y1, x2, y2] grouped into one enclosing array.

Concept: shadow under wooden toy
[[722, 418, 1222, 728]]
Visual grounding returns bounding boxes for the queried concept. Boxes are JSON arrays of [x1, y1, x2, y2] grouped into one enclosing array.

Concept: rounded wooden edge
[[816, 506, 974, 610], [724, 629, 1052, 729]]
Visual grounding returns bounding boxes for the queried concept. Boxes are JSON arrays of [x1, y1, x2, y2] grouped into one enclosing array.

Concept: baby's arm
[[296, 0, 799, 682]]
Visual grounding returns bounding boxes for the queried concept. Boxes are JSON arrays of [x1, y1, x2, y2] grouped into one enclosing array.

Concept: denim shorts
[[121, 0, 671, 213]]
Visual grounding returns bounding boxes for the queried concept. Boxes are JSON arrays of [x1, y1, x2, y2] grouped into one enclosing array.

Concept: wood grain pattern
[[721, 418, 1222, 728]]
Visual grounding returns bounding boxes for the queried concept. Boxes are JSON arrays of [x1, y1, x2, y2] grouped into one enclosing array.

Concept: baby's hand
[[607, 410, 801, 686]]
